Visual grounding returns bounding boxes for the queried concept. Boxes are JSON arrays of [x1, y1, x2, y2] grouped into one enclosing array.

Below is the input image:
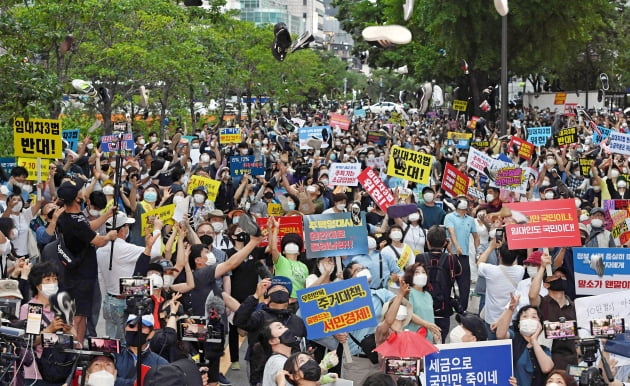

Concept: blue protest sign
[[62, 129, 80, 152], [100, 133, 134, 152], [592, 126, 612, 145], [526, 126, 552, 146], [0, 157, 16, 175], [299, 125, 332, 149], [423, 340, 513, 386], [573, 247, 630, 295], [229, 155, 265, 177], [497, 153, 512, 164], [354, 109, 366, 118], [303, 212, 369, 258], [296, 277, 376, 340]]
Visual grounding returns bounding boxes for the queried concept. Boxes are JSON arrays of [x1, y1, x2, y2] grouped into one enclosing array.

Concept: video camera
[[177, 316, 223, 344], [120, 277, 154, 315]]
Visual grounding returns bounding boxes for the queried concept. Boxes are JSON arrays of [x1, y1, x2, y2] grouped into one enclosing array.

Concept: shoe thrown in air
[[238, 212, 262, 237], [403, 0, 414, 21], [72, 79, 97, 98], [362, 25, 412, 48], [600, 73, 609, 91], [494, 0, 509, 16], [272, 22, 292, 61], [290, 30, 315, 53]]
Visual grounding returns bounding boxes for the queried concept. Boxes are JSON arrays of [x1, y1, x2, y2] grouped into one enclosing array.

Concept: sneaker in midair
[[290, 30, 315, 53], [460, 59, 469, 75], [272, 23, 292, 61], [361, 25, 412, 48], [600, 73, 609, 91], [403, 0, 414, 21], [72, 79, 98, 98]]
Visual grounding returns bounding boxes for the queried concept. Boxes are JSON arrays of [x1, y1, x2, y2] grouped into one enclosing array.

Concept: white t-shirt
[[514, 278, 548, 318], [478, 263, 524, 324], [10, 209, 34, 256], [262, 353, 287, 386]]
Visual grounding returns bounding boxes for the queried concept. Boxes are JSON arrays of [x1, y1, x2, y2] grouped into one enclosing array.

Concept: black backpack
[[417, 252, 461, 317]]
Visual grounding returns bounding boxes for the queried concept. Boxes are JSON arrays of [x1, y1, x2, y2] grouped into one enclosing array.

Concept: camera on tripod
[[119, 277, 154, 315], [178, 316, 223, 344]]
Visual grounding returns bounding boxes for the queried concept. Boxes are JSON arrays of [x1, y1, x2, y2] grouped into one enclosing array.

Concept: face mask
[[163, 275, 175, 287], [192, 143, 200, 149], [144, 191, 157, 203], [458, 156, 467, 163], [264, 192, 274, 199], [278, 330, 300, 350], [457, 200, 468, 210], [367, 154, 375, 159], [591, 218, 603, 228], [86, 370, 116, 386], [612, 170, 620, 178], [138, 139, 146, 146], [526, 266, 538, 278], [101, 164, 110, 172], [0, 185, 9, 195], [262, 139, 269, 145], [199, 235, 213, 246], [125, 331, 149, 347], [150, 136, 157, 143], [547, 383, 561, 386], [541, 180, 550, 187], [41, 283, 58, 297], [489, 229, 497, 239], [336, 203, 346, 211], [320, 178, 329, 186], [287, 201, 296, 211], [573, 171, 580, 177], [306, 185, 317, 193], [409, 213, 420, 222], [449, 325, 466, 343], [592, 185, 601, 192], [390, 230, 403, 241], [102, 186, 115, 195], [206, 252, 216, 265], [150, 274, 163, 289], [486, 194, 494, 203], [173, 196, 184, 205], [193, 194, 205, 204], [618, 181, 627, 189], [86, 143, 94, 150], [269, 290, 290, 304], [299, 359, 322, 381], [13, 201, 23, 212], [330, 153, 337, 161], [413, 273, 427, 287], [575, 198, 582, 208], [423, 192, 434, 203], [519, 318, 540, 337], [212, 222, 224, 233], [544, 192, 555, 200], [235, 232, 250, 243], [547, 278, 567, 292], [22, 184, 32, 193], [89, 208, 102, 217], [546, 158, 555, 166], [356, 268, 372, 283], [200, 154, 210, 163]]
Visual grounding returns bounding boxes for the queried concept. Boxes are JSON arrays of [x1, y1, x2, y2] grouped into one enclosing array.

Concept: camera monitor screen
[[119, 277, 151, 297], [88, 337, 121, 354], [0, 298, 20, 319], [178, 317, 209, 342], [591, 318, 625, 337], [42, 333, 74, 349], [385, 358, 420, 377], [543, 320, 578, 339]]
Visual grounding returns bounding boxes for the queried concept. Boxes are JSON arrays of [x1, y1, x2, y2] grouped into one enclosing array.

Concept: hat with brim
[[0, 279, 22, 299], [268, 276, 293, 295]]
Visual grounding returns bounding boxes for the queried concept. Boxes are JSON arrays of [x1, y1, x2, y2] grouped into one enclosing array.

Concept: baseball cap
[[156, 258, 179, 272], [590, 207, 605, 216], [57, 179, 84, 203], [268, 276, 292, 295], [106, 211, 135, 229], [208, 209, 225, 218], [126, 314, 154, 328], [456, 313, 487, 341], [523, 251, 543, 266]]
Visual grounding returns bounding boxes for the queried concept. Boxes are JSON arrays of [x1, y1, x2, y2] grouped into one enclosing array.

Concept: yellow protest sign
[[187, 175, 220, 201], [447, 132, 473, 141], [140, 204, 175, 236], [13, 118, 62, 159], [17, 158, 50, 181], [219, 128, 241, 144], [386, 146, 432, 185], [268, 203, 284, 216], [452, 100, 468, 112]]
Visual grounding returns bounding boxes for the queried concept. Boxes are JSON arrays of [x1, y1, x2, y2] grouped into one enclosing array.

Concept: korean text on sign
[[508, 137, 535, 160], [303, 212, 368, 258], [219, 128, 241, 144], [229, 155, 265, 177], [329, 163, 361, 186], [386, 146, 432, 185], [13, 117, 62, 159], [526, 126, 552, 147], [358, 167, 395, 211], [575, 290, 630, 336], [140, 204, 175, 236], [299, 126, 332, 149], [554, 127, 578, 147], [329, 113, 350, 130], [100, 133, 134, 152], [441, 163, 469, 198], [608, 131, 630, 156], [18, 158, 50, 181], [256, 216, 304, 250], [62, 129, 80, 152], [573, 247, 630, 296], [186, 175, 220, 201], [296, 277, 376, 339]]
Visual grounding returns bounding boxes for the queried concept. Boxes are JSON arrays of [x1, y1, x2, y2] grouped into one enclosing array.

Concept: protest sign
[[466, 147, 495, 174], [329, 113, 351, 131], [229, 155, 265, 177], [299, 126, 332, 149], [554, 92, 567, 105], [579, 158, 592, 177], [296, 277, 376, 340], [62, 129, 80, 152], [554, 127, 578, 147], [504, 199, 581, 249], [470, 140, 490, 149], [508, 136, 535, 160], [291, 117, 306, 128], [526, 126, 552, 146], [575, 290, 630, 336], [452, 100, 468, 112], [467, 148, 527, 194], [219, 128, 241, 144], [493, 166, 526, 191], [358, 167, 395, 211], [441, 162, 469, 198], [387, 146, 432, 185], [329, 163, 361, 186], [573, 247, 630, 295], [256, 216, 304, 250], [592, 126, 611, 145], [0, 158, 16, 175], [423, 340, 513, 386], [366, 156, 386, 170], [13, 117, 62, 159], [366, 130, 387, 146], [446, 132, 472, 149], [354, 109, 366, 118], [140, 204, 175, 236], [17, 158, 50, 181], [186, 175, 220, 201], [267, 203, 283, 216], [609, 209, 628, 245], [608, 131, 630, 156], [100, 133, 134, 153], [303, 212, 369, 258]]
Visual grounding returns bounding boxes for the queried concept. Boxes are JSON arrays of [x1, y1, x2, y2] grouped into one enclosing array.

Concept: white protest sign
[[329, 163, 361, 186], [366, 156, 386, 170]]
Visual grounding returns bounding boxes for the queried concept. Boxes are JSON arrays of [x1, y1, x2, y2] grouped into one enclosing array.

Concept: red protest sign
[[441, 162, 470, 197], [504, 199, 581, 249], [329, 113, 351, 131], [508, 136, 535, 160], [358, 167, 395, 211], [256, 216, 304, 250]]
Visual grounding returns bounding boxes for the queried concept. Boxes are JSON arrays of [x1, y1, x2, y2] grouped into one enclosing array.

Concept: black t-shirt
[[190, 264, 220, 316], [227, 246, 266, 302], [57, 211, 98, 280]]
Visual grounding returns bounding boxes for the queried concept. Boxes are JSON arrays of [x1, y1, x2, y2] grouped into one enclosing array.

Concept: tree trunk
[[189, 84, 196, 130]]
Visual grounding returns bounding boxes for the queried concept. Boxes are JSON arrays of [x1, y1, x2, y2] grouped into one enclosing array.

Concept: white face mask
[[591, 218, 603, 228], [150, 274, 163, 289], [89, 208, 102, 217], [541, 180, 550, 187], [41, 283, 58, 298], [13, 201, 23, 212], [449, 325, 466, 343], [423, 192, 434, 203], [592, 185, 601, 192], [22, 184, 32, 193], [547, 383, 561, 386], [86, 370, 116, 386], [102, 186, 115, 195], [519, 318, 540, 337], [87, 143, 94, 150], [194, 194, 205, 204], [306, 185, 317, 193], [457, 200, 468, 210], [211, 222, 224, 233], [486, 194, 494, 203], [544, 192, 555, 200], [206, 252, 216, 265], [611, 169, 620, 178], [413, 273, 427, 287], [395, 305, 408, 321], [526, 266, 539, 278], [318, 263, 328, 275], [546, 158, 555, 166], [320, 178, 329, 186], [200, 154, 210, 163], [163, 275, 175, 287], [489, 229, 497, 239], [477, 211, 486, 220], [138, 139, 146, 146], [618, 180, 627, 189], [409, 213, 420, 222], [355, 268, 372, 283], [336, 203, 346, 211], [390, 230, 403, 241], [173, 196, 184, 205]]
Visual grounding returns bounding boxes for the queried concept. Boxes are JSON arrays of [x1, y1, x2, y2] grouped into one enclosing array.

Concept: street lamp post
[[495, 0, 509, 136]]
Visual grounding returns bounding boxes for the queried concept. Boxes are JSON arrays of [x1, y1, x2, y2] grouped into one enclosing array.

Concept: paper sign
[[172, 196, 190, 223], [303, 212, 369, 258], [366, 131, 387, 146], [291, 117, 306, 128], [574, 247, 630, 295], [554, 92, 567, 105], [423, 340, 513, 386], [267, 203, 284, 216], [592, 126, 611, 145], [579, 158, 591, 177], [358, 167, 395, 212], [299, 126, 332, 149], [554, 127, 578, 147], [256, 216, 304, 250], [446, 132, 472, 149], [219, 128, 241, 144], [0, 157, 16, 175], [387, 146, 432, 185], [452, 100, 468, 112], [329, 163, 361, 186], [62, 129, 80, 152], [508, 136, 535, 160], [494, 166, 526, 189], [471, 140, 490, 149], [575, 290, 630, 335], [504, 199, 581, 249], [229, 155, 265, 177], [354, 109, 366, 118], [17, 158, 50, 181], [441, 163, 470, 198], [329, 113, 351, 131], [100, 133, 134, 153], [366, 156, 386, 170], [608, 131, 630, 156], [13, 117, 62, 159], [296, 277, 376, 340], [186, 175, 220, 201], [140, 204, 175, 236], [526, 126, 552, 146], [467, 148, 527, 194]]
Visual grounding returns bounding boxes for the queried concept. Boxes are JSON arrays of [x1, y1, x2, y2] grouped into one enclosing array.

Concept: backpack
[[417, 252, 461, 317]]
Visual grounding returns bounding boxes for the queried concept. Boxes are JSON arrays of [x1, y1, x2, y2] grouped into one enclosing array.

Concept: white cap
[[106, 211, 135, 229]]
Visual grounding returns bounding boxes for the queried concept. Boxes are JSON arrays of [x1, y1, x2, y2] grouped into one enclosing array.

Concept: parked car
[[366, 101, 406, 115]]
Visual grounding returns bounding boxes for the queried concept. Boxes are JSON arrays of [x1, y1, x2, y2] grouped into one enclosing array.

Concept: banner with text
[[219, 128, 241, 144], [504, 199, 581, 249], [140, 204, 175, 236], [329, 163, 361, 186], [452, 100, 468, 112], [446, 132, 472, 149], [13, 118, 62, 159], [62, 129, 80, 152], [554, 127, 578, 147], [329, 113, 351, 131], [18, 158, 50, 181], [186, 175, 220, 201], [229, 155, 265, 177], [303, 212, 369, 258], [526, 126, 552, 146], [387, 146, 432, 185], [441, 162, 469, 198], [299, 126, 332, 149], [593, 126, 612, 145], [573, 247, 630, 295], [256, 216, 304, 250], [100, 133, 134, 153], [579, 158, 592, 177], [508, 136, 535, 160], [470, 140, 490, 149], [575, 290, 630, 337], [366, 156, 386, 170], [467, 148, 527, 194], [608, 131, 630, 156], [366, 130, 387, 146], [358, 167, 395, 212], [297, 277, 376, 340]]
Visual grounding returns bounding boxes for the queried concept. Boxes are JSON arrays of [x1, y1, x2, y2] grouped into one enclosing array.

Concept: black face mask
[[278, 330, 301, 350], [264, 192, 274, 199], [101, 164, 110, 172], [268, 290, 290, 304], [46, 210, 55, 220], [547, 278, 567, 292], [299, 359, 322, 381], [199, 235, 214, 246], [125, 330, 149, 347], [235, 232, 250, 243]]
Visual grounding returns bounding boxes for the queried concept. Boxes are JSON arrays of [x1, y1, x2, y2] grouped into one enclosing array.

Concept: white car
[[366, 101, 406, 115]]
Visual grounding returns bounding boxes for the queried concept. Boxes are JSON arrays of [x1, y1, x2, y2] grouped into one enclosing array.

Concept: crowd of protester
[[0, 102, 629, 386]]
